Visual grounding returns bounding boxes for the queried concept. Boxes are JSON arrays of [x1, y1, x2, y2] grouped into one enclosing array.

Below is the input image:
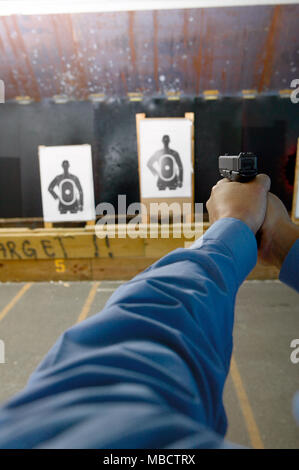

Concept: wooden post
[[136, 113, 148, 224], [184, 112, 195, 223], [85, 220, 96, 229], [291, 138, 299, 223]]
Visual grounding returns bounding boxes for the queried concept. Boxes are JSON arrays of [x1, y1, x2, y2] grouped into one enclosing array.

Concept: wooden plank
[[0, 256, 279, 282], [0, 220, 295, 281], [0, 259, 92, 282], [291, 138, 299, 222], [91, 257, 157, 280], [0, 232, 145, 260], [0, 220, 297, 262], [144, 237, 184, 258], [0, 257, 156, 282]]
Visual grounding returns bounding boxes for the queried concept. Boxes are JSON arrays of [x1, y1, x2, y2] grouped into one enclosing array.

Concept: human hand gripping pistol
[[219, 151, 261, 243], [219, 152, 258, 182]]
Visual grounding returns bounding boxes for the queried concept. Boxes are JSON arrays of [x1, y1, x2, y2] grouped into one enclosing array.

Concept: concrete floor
[[0, 280, 298, 449]]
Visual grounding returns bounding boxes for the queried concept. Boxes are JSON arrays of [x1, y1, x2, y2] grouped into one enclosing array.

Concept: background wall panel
[[0, 95, 297, 217]]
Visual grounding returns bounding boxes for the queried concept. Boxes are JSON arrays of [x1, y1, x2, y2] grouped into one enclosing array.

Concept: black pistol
[[219, 152, 258, 182]]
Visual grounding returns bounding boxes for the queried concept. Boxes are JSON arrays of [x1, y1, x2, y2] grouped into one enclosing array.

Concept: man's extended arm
[[0, 219, 256, 449], [0, 176, 271, 449]]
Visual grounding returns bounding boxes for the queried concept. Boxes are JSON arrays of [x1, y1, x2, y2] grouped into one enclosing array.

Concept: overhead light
[[127, 92, 143, 102], [88, 93, 105, 102], [166, 91, 181, 101], [242, 89, 257, 99], [52, 94, 70, 104], [0, 0, 297, 16], [15, 95, 34, 105], [203, 90, 220, 100], [279, 89, 292, 99]]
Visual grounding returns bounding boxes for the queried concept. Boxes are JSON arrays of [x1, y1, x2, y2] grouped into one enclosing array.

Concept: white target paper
[[39, 144, 95, 222], [139, 118, 193, 199]]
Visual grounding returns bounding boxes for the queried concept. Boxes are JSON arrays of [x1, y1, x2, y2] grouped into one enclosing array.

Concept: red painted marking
[[256, 5, 282, 92]]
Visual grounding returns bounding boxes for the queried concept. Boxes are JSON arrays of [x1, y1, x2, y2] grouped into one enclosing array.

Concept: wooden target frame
[[136, 113, 195, 224], [292, 138, 299, 223]]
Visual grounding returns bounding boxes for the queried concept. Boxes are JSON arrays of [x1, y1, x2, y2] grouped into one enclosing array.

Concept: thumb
[[255, 173, 271, 192]]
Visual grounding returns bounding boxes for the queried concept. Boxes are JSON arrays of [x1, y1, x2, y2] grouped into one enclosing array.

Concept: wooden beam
[[0, 257, 280, 282], [0, 221, 295, 281]]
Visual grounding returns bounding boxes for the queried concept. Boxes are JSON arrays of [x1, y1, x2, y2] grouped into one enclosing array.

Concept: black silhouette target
[[48, 160, 84, 214], [147, 135, 183, 191]]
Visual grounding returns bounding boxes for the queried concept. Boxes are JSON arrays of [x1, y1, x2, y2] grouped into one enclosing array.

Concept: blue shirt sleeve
[[0, 218, 257, 449], [279, 239, 299, 293]]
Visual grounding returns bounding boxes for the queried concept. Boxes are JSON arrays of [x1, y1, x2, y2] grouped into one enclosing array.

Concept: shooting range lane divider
[[0, 283, 32, 323], [0, 220, 296, 281], [230, 355, 264, 449], [76, 281, 101, 324]]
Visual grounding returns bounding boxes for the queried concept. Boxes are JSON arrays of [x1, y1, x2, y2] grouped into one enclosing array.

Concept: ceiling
[[0, 3, 298, 100]]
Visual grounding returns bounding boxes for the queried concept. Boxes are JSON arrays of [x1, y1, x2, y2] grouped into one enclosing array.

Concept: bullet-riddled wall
[[1, 5, 298, 99]]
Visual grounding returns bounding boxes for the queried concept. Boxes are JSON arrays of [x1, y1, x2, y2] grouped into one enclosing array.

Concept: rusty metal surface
[[0, 4, 298, 100]]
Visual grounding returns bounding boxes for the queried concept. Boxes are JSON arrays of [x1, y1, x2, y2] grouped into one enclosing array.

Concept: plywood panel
[[0, 231, 145, 260], [0, 221, 295, 281]]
